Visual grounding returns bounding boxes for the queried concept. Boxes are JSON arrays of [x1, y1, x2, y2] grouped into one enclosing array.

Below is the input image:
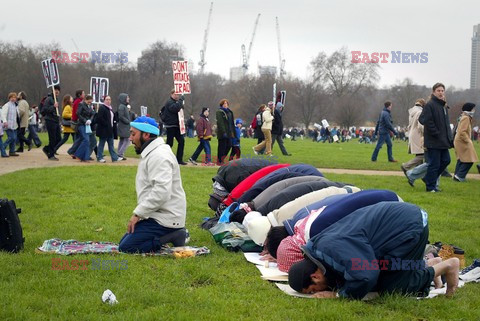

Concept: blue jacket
[[238, 164, 323, 203], [284, 189, 400, 236], [232, 126, 242, 146], [303, 202, 427, 299], [375, 107, 396, 135]]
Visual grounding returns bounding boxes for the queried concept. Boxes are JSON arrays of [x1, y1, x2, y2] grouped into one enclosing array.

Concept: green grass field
[[38, 132, 480, 173], [1, 137, 479, 320]]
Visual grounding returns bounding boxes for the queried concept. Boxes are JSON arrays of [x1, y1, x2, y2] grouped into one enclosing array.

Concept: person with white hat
[[118, 116, 187, 253]]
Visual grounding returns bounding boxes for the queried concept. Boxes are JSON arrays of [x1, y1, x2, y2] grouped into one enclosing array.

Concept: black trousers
[[16, 127, 30, 151], [166, 127, 185, 163], [45, 120, 61, 158], [217, 138, 232, 165]]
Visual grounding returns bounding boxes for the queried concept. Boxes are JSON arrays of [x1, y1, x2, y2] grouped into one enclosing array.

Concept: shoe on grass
[[188, 158, 198, 165], [98, 159, 106, 163]]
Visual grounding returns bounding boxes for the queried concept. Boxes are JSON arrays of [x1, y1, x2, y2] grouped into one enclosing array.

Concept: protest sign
[[90, 77, 109, 104], [41, 58, 60, 88], [172, 61, 191, 94], [179, 108, 186, 135], [321, 119, 329, 128], [141, 106, 148, 116]]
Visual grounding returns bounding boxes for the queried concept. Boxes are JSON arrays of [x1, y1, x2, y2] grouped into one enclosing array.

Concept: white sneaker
[[188, 157, 198, 165], [97, 159, 106, 163]]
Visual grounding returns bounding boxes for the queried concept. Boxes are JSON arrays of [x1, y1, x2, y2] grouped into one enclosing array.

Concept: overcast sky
[[2, 0, 479, 89]]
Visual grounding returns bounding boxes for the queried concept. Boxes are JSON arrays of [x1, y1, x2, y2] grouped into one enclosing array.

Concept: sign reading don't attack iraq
[[172, 61, 191, 94], [90, 77, 109, 104]]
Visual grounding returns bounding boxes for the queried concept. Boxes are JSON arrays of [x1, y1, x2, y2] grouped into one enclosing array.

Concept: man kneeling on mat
[[118, 116, 187, 253], [288, 202, 459, 299]]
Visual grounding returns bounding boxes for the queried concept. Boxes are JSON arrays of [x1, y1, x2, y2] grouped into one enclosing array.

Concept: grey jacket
[[117, 93, 130, 138]]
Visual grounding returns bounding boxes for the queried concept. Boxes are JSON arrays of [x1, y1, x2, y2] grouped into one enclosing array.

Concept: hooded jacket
[[419, 95, 453, 149], [117, 93, 130, 138], [303, 202, 428, 299]]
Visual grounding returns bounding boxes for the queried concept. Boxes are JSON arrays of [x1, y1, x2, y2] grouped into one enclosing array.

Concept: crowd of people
[[204, 159, 463, 299]]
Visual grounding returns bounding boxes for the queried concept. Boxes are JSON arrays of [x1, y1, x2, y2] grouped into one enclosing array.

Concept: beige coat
[[261, 108, 274, 130], [17, 99, 30, 128], [407, 105, 424, 154], [454, 113, 478, 163]]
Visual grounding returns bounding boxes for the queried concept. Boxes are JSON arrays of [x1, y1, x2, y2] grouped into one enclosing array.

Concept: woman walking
[[453, 103, 478, 182], [54, 95, 76, 153], [96, 96, 119, 163]]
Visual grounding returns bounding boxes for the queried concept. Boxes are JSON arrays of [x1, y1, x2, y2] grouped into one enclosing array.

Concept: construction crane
[[276, 16, 286, 77], [242, 13, 261, 72], [198, 2, 213, 74]]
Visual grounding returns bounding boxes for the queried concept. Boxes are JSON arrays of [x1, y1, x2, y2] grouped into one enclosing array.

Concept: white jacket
[[261, 108, 274, 130], [134, 137, 186, 228]]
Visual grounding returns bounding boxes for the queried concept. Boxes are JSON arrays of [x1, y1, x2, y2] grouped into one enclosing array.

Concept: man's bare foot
[[432, 257, 459, 297]]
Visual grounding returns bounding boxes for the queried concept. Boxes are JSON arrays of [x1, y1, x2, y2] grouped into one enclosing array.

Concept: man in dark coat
[[371, 101, 398, 162], [216, 99, 235, 165], [418, 83, 453, 192], [271, 102, 291, 156], [163, 90, 186, 165], [41, 85, 62, 160], [288, 202, 460, 299]]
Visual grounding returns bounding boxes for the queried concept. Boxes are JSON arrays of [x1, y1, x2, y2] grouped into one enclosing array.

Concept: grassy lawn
[[1, 137, 479, 320], [37, 131, 480, 173]]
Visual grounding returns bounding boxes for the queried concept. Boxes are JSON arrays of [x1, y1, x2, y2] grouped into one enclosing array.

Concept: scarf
[[104, 103, 114, 127], [464, 111, 475, 118]]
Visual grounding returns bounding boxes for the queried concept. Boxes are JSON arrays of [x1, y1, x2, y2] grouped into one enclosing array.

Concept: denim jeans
[[454, 160, 473, 180], [3, 129, 17, 153], [0, 135, 7, 156], [424, 148, 450, 191], [371, 133, 393, 161], [27, 124, 42, 147], [118, 218, 182, 253], [97, 137, 119, 161], [67, 127, 81, 155], [191, 139, 211, 162], [74, 125, 91, 161]]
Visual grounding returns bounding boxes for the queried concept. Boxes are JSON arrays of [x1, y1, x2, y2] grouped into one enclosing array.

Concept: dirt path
[[1, 144, 479, 180]]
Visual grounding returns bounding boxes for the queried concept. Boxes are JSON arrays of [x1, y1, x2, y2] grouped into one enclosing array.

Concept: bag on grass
[[0, 199, 24, 253]]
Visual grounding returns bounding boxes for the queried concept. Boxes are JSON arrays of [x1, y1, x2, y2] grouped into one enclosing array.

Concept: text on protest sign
[[90, 77, 109, 104], [172, 61, 191, 94], [41, 58, 60, 88]]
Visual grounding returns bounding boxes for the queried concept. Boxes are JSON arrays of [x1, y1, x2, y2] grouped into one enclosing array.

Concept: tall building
[[471, 24, 480, 89]]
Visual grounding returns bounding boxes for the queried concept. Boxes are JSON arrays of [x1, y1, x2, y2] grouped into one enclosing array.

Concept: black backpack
[[0, 199, 24, 253], [255, 112, 263, 127], [159, 106, 167, 122], [39, 96, 48, 117]]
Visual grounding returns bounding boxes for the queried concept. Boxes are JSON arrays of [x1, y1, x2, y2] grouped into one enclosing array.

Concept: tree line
[[1, 41, 478, 128]]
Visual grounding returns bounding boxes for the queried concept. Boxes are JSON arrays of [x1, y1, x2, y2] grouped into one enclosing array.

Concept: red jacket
[[196, 115, 212, 140], [224, 164, 290, 206], [71, 98, 82, 121]]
